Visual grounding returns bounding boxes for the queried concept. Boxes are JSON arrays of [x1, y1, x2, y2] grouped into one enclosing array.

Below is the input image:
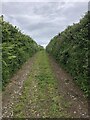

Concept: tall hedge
[[46, 12, 89, 97], [0, 16, 40, 89]]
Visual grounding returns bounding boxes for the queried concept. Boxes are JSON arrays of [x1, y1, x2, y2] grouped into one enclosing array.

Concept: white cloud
[[1, 1, 88, 47]]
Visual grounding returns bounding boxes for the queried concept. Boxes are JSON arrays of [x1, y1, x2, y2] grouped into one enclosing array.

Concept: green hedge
[[46, 12, 89, 97], [0, 16, 41, 89]]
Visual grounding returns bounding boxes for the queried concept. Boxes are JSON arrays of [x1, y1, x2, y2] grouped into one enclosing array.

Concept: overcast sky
[[1, 0, 89, 47]]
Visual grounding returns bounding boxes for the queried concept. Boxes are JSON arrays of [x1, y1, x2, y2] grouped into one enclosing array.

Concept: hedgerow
[[46, 12, 89, 97], [0, 16, 41, 89]]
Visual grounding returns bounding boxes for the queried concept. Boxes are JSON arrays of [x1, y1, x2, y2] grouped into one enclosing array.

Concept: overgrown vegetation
[[46, 12, 89, 97], [0, 15, 42, 89]]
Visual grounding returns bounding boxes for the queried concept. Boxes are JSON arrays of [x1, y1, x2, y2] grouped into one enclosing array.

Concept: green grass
[[13, 51, 70, 118]]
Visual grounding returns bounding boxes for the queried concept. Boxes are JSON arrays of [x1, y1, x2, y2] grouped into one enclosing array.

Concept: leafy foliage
[[1, 16, 41, 89], [46, 12, 89, 97]]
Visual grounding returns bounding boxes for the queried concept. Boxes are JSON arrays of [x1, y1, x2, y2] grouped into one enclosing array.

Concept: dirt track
[[2, 51, 89, 118]]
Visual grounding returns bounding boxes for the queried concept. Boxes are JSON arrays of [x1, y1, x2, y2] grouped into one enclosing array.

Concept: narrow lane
[[2, 51, 88, 118]]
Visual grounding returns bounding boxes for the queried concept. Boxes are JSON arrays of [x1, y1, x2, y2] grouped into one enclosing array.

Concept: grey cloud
[[2, 2, 88, 47]]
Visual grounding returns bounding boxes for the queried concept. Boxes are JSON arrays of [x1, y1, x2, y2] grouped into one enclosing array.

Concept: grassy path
[[13, 51, 70, 118]]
